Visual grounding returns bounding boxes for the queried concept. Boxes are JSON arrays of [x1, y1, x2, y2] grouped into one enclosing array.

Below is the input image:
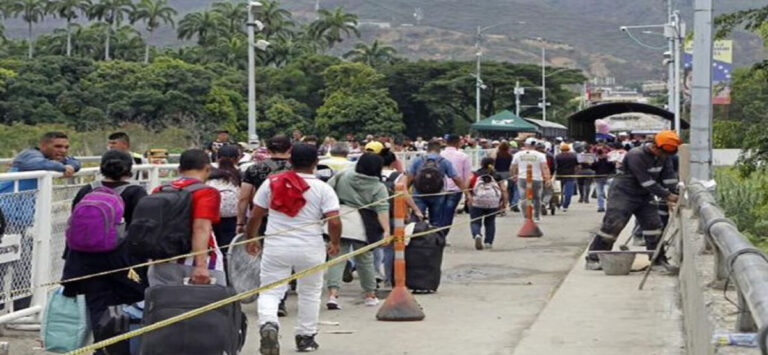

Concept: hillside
[[3, 0, 766, 82]]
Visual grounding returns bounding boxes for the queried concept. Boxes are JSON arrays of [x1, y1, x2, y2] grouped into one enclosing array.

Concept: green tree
[[256, 0, 294, 41], [259, 94, 311, 139], [8, 0, 48, 59], [316, 62, 403, 137], [132, 0, 177, 63], [88, 0, 134, 60], [343, 40, 397, 67], [211, 1, 246, 36], [46, 0, 91, 57], [177, 10, 223, 47], [308, 7, 359, 49]]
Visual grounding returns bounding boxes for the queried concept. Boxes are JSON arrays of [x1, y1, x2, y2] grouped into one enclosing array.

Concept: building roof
[[523, 118, 568, 130]]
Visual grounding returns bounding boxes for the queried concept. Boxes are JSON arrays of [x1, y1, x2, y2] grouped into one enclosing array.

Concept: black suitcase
[[140, 284, 246, 355], [403, 221, 445, 292]]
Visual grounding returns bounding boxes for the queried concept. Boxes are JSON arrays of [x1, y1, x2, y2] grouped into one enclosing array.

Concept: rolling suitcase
[[140, 284, 246, 355], [403, 221, 445, 292]]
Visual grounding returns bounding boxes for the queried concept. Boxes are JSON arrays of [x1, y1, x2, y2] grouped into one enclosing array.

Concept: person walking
[[406, 140, 470, 233], [325, 153, 390, 309], [555, 143, 579, 213], [440, 135, 472, 233], [591, 149, 617, 213], [62, 150, 148, 354], [492, 141, 515, 214], [510, 138, 551, 221], [208, 145, 242, 250], [585, 131, 681, 271], [469, 158, 507, 250], [246, 144, 341, 354]]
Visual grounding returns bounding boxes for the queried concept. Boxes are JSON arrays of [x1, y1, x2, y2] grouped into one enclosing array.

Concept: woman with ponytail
[[62, 150, 149, 352], [468, 157, 507, 250]]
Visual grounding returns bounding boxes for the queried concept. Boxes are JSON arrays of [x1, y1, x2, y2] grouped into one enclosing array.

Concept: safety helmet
[[654, 130, 682, 153]]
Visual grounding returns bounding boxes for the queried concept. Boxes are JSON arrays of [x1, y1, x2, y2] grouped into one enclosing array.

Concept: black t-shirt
[[555, 152, 579, 176], [72, 181, 147, 226], [242, 158, 291, 189]]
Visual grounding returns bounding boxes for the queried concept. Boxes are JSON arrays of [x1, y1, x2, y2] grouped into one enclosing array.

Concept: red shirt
[[153, 177, 221, 224]]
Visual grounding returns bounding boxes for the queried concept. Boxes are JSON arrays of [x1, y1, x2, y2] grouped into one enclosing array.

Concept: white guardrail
[[0, 149, 493, 325]]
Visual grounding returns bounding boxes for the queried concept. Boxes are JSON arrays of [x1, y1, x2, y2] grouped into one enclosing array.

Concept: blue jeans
[[508, 180, 520, 208], [470, 207, 497, 244], [414, 195, 446, 228], [440, 192, 463, 236], [560, 178, 576, 209], [595, 178, 608, 210]]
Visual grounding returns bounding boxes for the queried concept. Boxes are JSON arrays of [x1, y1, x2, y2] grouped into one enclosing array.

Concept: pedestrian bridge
[[0, 149, 764, 355]]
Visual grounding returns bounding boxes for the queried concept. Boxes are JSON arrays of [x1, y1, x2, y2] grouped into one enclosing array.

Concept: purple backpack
[[66, 181, 131, 252]]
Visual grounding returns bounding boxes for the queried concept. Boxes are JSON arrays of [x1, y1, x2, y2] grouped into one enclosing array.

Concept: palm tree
[[343, 40, 397, 67], [88, 0, 134, 60], [46, 0, 91, 56], [256, 0, 294, 41], [308, 7, 359, 49], [132, 0, 176, 63], [8, 0, 48, 59], [211, 1, 246, 36], [177, 10, 223, 47]]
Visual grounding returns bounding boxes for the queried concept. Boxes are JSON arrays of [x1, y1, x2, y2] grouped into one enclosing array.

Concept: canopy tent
[[567, 102, 689, 142], [471, 110, 540, 134]]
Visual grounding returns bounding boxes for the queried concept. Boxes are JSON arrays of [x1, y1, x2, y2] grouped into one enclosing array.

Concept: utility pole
[[673, 11, 684, 134], [666, 0, 675, 119], [514, 80, 524, 117], [475, 26, 482, 122], [690, 0, 714, 180], [541, 44, 547, 121], [247, 4, 258, 146]]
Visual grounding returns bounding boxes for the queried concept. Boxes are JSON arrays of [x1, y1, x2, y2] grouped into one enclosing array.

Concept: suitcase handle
[[182, 277, 218, 285]]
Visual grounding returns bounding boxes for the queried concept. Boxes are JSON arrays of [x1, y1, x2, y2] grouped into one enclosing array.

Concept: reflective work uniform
[[588, 144, 678, 256]]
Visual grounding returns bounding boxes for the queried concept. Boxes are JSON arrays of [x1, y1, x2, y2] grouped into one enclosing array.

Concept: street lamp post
[[540, 43, 547, 121], [247, 2, 269, 147], [474, 21, 525, 122]]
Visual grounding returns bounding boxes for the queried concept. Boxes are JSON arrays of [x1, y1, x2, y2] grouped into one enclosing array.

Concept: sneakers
[[597, 208, 605, 213], [484, 243, 493, 250], [277, 299, 288, 317], [562, 208, 568, 213], [474, 235, 484, 250], [260, 322, 280, 355], [585, 257, 602, 271], [511, 205, 521, 213], [326, 295, 341, 310], [364, 296, 380, 307], [534, 216, 541, 222], [295, 334, 319, 352]]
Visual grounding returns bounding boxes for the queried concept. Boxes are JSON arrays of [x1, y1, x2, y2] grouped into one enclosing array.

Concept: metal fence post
[[29, 173, 53, 320], [149, 165, 161, 191]]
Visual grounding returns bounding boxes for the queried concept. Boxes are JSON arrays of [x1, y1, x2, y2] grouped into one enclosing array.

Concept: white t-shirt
[[512, 149, 547, 181], [253, 172, 340, 249]]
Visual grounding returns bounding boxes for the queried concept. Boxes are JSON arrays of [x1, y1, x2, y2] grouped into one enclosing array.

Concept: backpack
[[65, 181, 131, 253], [245, 159, 288, 189], [413, 157, 445, 194], [126, 182, 209, 260], [472, 174, 502, 209], [207, 179, 238, 218]]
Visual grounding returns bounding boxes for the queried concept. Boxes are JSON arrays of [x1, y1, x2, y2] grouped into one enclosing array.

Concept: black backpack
[[127, 182, 209, 259], [413, 157, 445, 194]]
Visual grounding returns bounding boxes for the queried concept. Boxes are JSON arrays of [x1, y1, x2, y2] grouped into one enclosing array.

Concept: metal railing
[[687, 181, 768, 353], [0, 164, 179, 325]]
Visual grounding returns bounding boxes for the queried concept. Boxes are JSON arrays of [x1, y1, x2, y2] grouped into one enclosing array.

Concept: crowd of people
[[0, 127, 680, 354]]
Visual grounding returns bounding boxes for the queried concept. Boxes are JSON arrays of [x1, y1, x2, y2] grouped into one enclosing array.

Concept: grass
[[714, 168, 768, 250]]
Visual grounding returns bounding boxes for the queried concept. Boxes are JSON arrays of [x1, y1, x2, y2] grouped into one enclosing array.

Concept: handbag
[[41, 287, 90, 353]]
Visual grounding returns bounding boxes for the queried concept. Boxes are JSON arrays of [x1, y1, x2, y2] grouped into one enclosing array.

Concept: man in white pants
[[246, 143, 342, 354], [511, 138, 551, 221]]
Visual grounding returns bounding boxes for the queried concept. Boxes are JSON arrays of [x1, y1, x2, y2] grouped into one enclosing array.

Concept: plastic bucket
[[598, 252, 635, 276]]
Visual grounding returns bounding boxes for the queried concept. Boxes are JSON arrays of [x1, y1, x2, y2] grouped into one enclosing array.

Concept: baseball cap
[[560, 143, 571, 151], [364, 141, 384, 154], [524, 137, 537, 146]]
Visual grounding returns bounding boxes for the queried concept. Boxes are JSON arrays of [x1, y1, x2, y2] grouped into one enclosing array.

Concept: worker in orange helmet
[[585, 130, 682, 272]]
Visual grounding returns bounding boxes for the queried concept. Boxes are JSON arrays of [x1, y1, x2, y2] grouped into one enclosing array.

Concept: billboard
[[683, 40, 732, 105]]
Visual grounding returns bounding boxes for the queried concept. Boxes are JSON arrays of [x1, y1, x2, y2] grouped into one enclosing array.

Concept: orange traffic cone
[[377, 183, 425, 321], [518, 165, 543, 238]]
